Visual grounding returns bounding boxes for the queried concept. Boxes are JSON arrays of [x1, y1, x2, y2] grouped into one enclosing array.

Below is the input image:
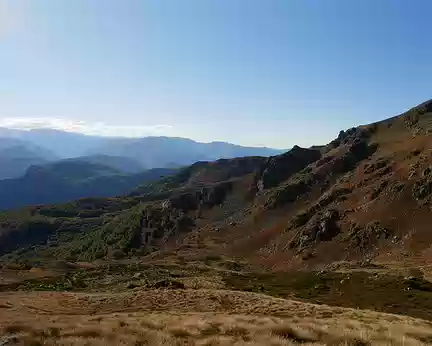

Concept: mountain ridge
[[0, 129, 284, 178], [2, 99, 432, 265], [0, 161, 177, 210]]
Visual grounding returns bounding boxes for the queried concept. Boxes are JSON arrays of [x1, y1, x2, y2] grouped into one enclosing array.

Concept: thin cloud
[[0, 117, 173, 137]]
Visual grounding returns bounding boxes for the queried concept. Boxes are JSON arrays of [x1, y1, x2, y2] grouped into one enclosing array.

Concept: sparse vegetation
[[2, 100, 432, 344], [1, 288, 432, 345]]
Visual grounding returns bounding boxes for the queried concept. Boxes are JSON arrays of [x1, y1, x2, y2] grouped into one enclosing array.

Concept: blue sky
[[1, 0, 432, 148]]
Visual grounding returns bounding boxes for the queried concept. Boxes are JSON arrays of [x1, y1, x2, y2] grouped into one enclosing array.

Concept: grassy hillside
[[2, 285, 432, 345]]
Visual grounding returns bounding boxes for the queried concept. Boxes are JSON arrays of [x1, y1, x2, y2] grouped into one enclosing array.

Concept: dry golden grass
[[179, 275, 225, 290], [1, 289, 432, 345]]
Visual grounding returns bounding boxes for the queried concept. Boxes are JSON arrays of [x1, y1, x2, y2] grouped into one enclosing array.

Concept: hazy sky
[[1, 0, 432, 148]]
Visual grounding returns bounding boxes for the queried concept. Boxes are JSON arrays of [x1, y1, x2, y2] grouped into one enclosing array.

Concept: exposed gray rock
[[289, 209, 340, 250], [256, 145, 321, 191], [345, 221, 392, 251]]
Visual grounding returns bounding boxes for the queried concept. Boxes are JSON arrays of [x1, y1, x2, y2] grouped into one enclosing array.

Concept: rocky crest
[[255, 145, 321, 191]]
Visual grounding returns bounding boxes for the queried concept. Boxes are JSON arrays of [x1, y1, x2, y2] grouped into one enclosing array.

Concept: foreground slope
[[1, 287, 432, 345]]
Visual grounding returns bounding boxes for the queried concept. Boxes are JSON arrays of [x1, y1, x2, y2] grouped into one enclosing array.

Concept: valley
[[2, 100, 432, 345]]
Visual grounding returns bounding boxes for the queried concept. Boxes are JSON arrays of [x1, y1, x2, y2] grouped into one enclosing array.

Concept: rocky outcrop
[[255, 146, 321, 191], [345, 221, 392, 252], [137, 180, 236, 247], [289, 209, 340, 250], [412, 178, 432, 201], [187, 157, 267, 185], [265, 177, 313, 208], [330, 138, 377, 175], [328, 126, 372, 150], [363, 158, 389, 174], [412, 165, 432, 202], [199, 182, 233, 207], [314, 129, 377, 186], [370, 180, 389, 200], [289, 186, 352, 229], [163, 181, 233, 213], [165, 193, 198, 212]]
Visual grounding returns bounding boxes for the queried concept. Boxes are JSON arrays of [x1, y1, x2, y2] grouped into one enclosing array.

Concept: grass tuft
[[271, 324, 318, 343]]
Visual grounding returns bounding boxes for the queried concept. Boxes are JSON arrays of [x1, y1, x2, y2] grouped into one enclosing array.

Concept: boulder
[[316, 210, 340, 241]]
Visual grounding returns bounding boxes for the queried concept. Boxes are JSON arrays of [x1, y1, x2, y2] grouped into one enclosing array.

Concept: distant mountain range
[[0, 159, 176, 210], [0, 129, 284, 209], [0, 128, 285, 179], [57, 155, 145, 174], [0, 137, 59, 180]]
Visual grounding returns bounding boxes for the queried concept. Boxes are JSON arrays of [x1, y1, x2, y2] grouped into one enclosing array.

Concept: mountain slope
[[62, 154, 145, 173], [0, 161, 176, 210], [2, 100, 432, 267], [91, 136, 284, 169], [0, 129, 108, 158], [0, 138, 58, 179]]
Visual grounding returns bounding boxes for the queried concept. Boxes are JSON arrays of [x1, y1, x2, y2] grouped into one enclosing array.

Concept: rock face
[[363, 158, 389, 174], [329, 139, 377, 175], [164, 181, 233, 213], [289, 209, 340, 250], [345, 221, 392, 253], [186, 157, 268, 185], [137, 180, 235, 247], [199, 182, 233, 207], [256, 146, 321, 191], [328, 126, 372, 149], [412, 168, 432, 201], [413, 179, 432, 200], [266, 178, 313, 208]]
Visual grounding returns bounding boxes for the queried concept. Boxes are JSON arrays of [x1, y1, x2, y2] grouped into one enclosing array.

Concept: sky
[[1, 0, 432, 149]]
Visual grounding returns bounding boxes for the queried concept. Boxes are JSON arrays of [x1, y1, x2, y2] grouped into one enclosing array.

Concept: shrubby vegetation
[[0, 197, 147, 264]]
